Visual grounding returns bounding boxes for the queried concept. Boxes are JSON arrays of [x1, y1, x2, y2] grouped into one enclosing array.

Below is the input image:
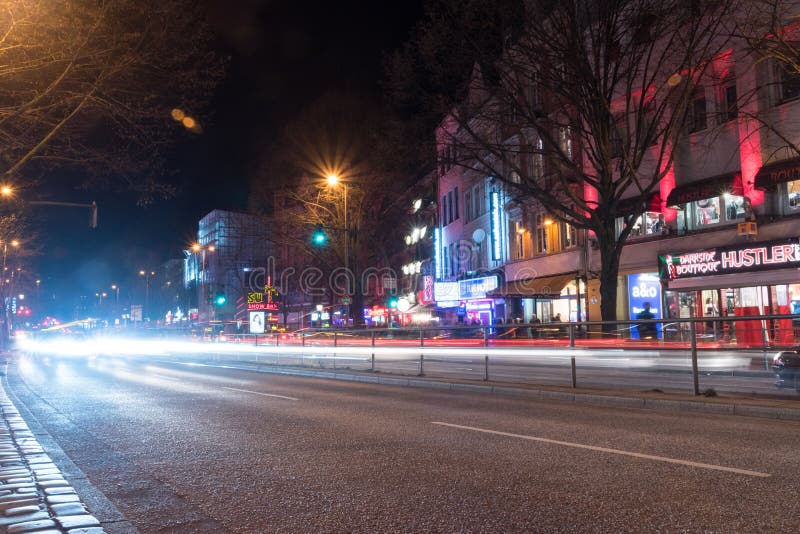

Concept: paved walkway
[[0, 353, 105, 534]]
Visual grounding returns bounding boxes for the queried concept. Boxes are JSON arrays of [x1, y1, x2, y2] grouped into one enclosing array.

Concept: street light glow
[[1, 185, 12, 197], [326, 173, 340, 186]]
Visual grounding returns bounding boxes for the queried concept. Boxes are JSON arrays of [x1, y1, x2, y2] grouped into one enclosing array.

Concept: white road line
[[222, 387, 299, 401], [151, 374, 181, 382], [431, 421, 770, 478]]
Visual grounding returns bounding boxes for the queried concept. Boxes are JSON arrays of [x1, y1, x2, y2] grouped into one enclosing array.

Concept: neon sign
[[434, 227, 442, 280], [660, 238, 800, 280], [491, 190, 502, 261]]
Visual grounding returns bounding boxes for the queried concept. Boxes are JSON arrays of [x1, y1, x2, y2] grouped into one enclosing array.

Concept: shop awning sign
[[659, 237, 800, 281]]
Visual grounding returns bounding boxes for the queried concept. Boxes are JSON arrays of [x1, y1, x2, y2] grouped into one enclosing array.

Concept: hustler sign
[[659, 238, 800, 280]]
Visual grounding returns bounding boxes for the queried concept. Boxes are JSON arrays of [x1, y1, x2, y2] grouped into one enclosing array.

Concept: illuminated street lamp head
[[10, 240, 18, 247], [139, 270, 146, 276], [326, 174, 340, 186], [208, 245, 215, 252], [1, 185, 11, 197], [191, 243, 201, 252]]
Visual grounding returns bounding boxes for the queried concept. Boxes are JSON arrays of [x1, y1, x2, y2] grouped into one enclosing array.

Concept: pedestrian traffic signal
[[387, 296, 398, 309], [214, 293, 227, 306], [312, 227, 327, 245]]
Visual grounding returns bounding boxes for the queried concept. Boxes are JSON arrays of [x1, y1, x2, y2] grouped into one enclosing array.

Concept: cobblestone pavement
[[0, 354, 105, 534]]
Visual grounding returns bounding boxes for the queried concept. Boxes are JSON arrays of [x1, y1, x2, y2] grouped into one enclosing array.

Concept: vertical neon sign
[[491, 190, 502, 261], [434, 227, 443, 280]]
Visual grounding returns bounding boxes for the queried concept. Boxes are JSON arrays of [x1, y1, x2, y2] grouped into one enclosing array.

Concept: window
[[693, 197, 721, 226], [611, 115, 626, 158], [447, 191, 453, 223], [558, 126, 573, 160], [719, 77, 737, 122], [560, 219, 577, 248], [454, 187, 459, 220], [527, 71, 542, 110], [471, 182, 486, 219], [624, 212, 665, 239], [535, 212, 548, 254], [441, 195, 447, 225], [789, 179, 800, 209], [688, 88, 707, 133], [510, 221, 528, 260], [723, 193, 745, 220], [778, 62, 800, 103], [464, 189, 472, 221]]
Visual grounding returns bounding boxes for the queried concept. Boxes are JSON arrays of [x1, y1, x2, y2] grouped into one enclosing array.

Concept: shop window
[[693, 197, 720, 226], [723, 193, 745, 220], [620, 211, 665, 239], [788, 179, 800, 209]]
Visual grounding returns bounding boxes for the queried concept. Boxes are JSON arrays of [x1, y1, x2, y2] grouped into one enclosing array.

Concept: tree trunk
[[596, 226, 623, 330]]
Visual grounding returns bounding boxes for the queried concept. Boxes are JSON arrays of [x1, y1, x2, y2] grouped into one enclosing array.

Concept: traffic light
[[214, 293, 227, 306], [312, 227, 327, 245], [387, 295, 398, 309]]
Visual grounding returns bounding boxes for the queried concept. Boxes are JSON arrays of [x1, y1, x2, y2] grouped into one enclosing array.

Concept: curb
[[175, 359, 800, 422]]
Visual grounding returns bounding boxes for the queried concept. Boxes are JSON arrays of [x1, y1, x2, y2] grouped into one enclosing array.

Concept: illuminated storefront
[[659, 238, 800, 344], [434, 274, 502, 325]]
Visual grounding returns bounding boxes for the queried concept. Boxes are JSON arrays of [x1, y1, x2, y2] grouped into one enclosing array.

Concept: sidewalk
[[0, 352, 106, 533]]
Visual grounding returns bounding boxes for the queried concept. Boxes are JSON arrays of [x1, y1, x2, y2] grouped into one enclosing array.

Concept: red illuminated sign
[[660, 238, 800, 280]]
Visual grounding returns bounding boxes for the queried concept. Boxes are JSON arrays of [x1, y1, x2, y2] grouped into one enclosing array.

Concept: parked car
[[773, 347, 800, 391]]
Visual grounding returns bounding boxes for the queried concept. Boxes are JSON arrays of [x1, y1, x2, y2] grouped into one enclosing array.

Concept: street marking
[[151, 374, 181, 382], [222, 387, 299, 401], [431, 422, 771, 478]]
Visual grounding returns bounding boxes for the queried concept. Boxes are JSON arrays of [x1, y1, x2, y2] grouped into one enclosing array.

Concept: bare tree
[[0, 0, 222, 202], [391, 0, 736, 322]]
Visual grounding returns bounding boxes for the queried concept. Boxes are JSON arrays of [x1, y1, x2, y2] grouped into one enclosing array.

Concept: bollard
[[571, 356, 577, 388], [254, 335, 258, 347], [690, 320, 699, 395], [419, 353, 424, 376]]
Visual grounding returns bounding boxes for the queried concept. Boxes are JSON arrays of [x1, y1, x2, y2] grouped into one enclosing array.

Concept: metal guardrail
[[192, 315, 800, 397]]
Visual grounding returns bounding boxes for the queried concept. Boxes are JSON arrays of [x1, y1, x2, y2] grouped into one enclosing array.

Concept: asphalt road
[[6, 353, 800, 532]]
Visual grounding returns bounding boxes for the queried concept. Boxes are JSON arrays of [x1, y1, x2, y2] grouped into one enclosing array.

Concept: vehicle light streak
[[15, 335, 751, 370]]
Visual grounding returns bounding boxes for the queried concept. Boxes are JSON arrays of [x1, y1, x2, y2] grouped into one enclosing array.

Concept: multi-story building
[[185, 210, 273, 327], [432, 6, 800, 344]]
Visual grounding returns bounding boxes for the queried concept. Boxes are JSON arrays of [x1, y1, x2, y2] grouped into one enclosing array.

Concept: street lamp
[[111, 284, 120, 305], [326, 173, 350, 325], [1, 185, 12, 197], [139, 270, 155, 321]]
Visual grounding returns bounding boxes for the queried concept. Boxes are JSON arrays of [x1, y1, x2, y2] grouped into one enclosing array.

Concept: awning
[[617, 193, 662, 216], [754, 159, 800, 191], [486, 273, 576, 300], [666, 172, 741, 207]]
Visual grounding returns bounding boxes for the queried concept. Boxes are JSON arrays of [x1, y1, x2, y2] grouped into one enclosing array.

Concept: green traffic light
[[215, 294, 227, 306], [388, 296, 398, 308], [312, 228, 327, 245]]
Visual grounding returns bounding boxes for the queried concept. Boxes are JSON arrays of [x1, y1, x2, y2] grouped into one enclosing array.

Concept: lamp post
[[111, 284, 120, 305], [191, 243, 215, 324], [0, 240, 19, 348], [139, 269, 155, 321], [326, 174, 350, 326]]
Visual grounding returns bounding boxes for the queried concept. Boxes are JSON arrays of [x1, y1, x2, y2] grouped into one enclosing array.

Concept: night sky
[[33, 0, 425, 316]]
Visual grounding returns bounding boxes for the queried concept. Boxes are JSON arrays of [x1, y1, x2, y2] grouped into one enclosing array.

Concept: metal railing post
[[571, 356, 577, 388], [254, 335, 258, 346], [690, 319, 699, 395], [484, 327, 489, 381], [569, 324, 575, 347], [371, 331, 376, 372], [761, 320, 770, 370], [334, 331, 338, 347]]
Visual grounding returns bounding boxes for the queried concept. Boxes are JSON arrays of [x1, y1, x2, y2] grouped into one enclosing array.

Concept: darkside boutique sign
[[659, 237, 800, 281]]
